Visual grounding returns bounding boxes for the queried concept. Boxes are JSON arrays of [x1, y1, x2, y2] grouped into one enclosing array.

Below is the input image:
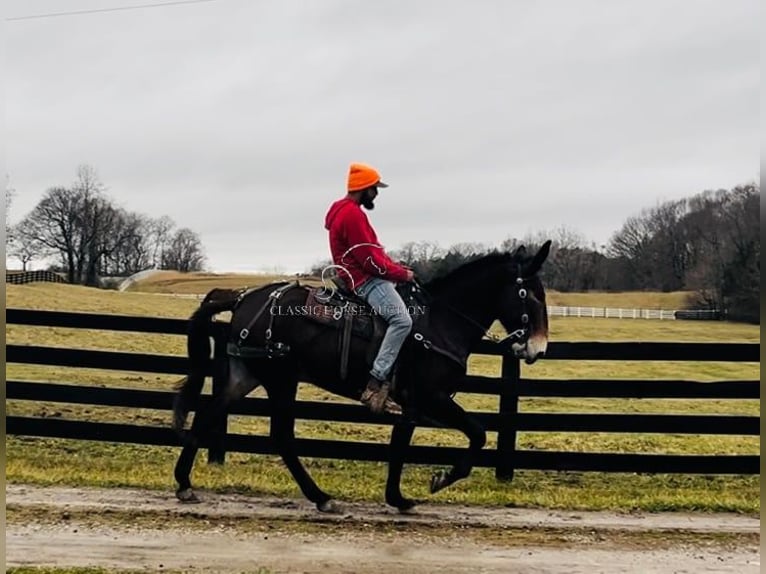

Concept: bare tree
[[18, 165, 111, 284], [643, 200, 691, 291], [502, 228, 594, 291], [8, 219, 50, 270], [606, 213, 656, 289], [392, 240, 444, 264], [499, 236, 522, 253], [5, 179, 14, 242], [104, 212, 153, 275], [390, 240, 445, 279], [20, 186, 83, 282], [71, 166, 115, 285], [146, 215, 175, 268], [603, 183, 758, 320], [162, 228, 206, 272], [682, 189, 730, 311], [16, 165, 207, 284], [718, 183, 759, 321], [540, 227, 585, 291]]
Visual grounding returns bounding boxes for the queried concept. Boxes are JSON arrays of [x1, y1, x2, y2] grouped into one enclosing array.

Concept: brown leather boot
[[360, 377, 402, 416]]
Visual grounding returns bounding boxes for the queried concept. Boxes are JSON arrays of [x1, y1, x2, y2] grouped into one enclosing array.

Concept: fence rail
[[5, 308, 760, 480], [6, 270, 67, 285]]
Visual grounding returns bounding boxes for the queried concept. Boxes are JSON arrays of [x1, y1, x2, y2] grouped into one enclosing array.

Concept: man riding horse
[[324, 162, 414, 416], [172, 162, 552, 511]]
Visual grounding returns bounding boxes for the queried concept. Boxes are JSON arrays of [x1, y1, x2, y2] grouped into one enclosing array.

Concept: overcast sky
[[5, 0, 759, 273]]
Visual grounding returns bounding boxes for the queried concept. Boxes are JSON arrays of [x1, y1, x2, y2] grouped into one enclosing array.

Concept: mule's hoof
[[176, 488, 200, 504], [317, 499, 341, 514], [397, 499, 418, 514], [429, 469, 450, 494], [386, 494, 418, 513]]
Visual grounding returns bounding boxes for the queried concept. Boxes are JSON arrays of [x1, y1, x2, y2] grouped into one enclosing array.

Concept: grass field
[[5, 281, 760, 513]]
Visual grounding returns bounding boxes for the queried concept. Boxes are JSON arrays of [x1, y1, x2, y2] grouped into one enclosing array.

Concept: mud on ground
[[6, 484, 760, 574]]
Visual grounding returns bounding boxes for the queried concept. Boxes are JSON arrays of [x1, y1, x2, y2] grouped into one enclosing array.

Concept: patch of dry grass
[[125, 271, 320, 294], [546, 290, 695, 309], [6, 283, 199, 317]]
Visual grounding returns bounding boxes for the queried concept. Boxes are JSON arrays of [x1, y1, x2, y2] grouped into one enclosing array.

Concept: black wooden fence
[[5, 308, 761, 479], [6, 270, 68, 285]]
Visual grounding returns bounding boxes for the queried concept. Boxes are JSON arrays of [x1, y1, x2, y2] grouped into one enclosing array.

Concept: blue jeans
[[356, 277, 413, 381]]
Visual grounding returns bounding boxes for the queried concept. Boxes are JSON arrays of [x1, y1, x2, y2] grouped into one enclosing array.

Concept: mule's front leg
[[426, 395, 486, 494], [385, 420, 417, 512]]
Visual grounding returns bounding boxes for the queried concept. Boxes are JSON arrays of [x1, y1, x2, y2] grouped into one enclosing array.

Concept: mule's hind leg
[[174, 411, 204, 503], [385, 420, 417, 512], [174, 393, 235, 502], [265, 379, 336, 512], [426, 393, 486, 494], [174, 359, 260, 502]]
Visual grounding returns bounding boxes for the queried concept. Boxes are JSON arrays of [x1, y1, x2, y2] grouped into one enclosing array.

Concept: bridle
[[413, 263, 531, 351], [502, 263, 531, 347]]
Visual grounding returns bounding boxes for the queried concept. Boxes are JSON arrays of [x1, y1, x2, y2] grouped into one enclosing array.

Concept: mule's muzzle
[[524, 349, 545, 365], [511, 334, 547, 364]]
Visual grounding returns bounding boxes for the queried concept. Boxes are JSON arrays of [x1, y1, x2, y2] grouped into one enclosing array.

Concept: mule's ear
[[511, 244, 527, 258], [525, 240, 552, 276]]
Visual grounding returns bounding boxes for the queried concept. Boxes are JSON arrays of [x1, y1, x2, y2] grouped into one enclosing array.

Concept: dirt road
[[6, 484, 760, 573]]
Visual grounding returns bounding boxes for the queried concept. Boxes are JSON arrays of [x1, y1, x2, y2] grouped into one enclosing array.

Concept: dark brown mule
[[172, 242, 551, 512]]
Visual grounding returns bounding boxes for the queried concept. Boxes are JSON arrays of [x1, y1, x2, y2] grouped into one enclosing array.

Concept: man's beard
[[360, 189, 376, 210]]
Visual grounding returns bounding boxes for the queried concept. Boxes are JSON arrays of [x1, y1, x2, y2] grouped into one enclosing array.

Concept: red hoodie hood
[[324, 198, 355, 230]]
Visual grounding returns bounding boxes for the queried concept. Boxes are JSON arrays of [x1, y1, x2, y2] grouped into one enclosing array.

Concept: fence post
[[207, 331, 228, 465], [495, 352, 521, 481]]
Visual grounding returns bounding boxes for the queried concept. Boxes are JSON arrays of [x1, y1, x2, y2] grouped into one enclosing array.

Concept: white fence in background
[[548, 306, 675, 320], [547, 306, 720, 320]]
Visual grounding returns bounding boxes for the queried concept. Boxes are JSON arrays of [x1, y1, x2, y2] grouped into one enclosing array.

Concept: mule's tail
[[172, 289, 239, 434]]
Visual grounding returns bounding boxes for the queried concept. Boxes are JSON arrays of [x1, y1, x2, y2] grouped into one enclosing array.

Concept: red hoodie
[[324, 198, 410, 291]]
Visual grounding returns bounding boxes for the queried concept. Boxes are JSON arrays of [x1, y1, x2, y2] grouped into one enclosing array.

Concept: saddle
[[303, 278, 425, 382]]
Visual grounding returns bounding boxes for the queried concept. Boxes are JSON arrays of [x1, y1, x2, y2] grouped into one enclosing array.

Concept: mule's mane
[[423, 251, 520, 293]]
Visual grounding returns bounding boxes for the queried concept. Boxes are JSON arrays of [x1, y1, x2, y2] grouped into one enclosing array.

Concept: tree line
[[310, 181, 759, 323], [6, 165, 206, 286]]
